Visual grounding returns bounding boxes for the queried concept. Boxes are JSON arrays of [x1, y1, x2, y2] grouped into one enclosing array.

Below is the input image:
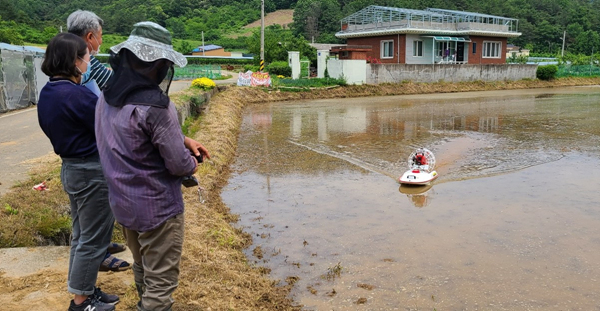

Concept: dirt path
[[0, 86, 180, 310], [0, 108, 54, 195], [0, 246, 135, 310]]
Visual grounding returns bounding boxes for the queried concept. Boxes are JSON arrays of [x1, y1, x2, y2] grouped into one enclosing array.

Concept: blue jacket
[[37, 78, 99, 158]]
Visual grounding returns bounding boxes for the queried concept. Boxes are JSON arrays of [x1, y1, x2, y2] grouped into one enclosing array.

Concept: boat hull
[[398, 170, 438, 185]]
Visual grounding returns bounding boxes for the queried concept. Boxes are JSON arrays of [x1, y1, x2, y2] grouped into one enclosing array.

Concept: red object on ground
[[32, 181, 47, 191]]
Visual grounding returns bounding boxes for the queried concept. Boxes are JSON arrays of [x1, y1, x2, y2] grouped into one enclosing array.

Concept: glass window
[[472, 42, 477, 54], [436, 41, 455, 60], [381, 40, 394, 59], [413, 40, 423, 57], [483, 41, 501, 58], [437, 41, 448, 57]]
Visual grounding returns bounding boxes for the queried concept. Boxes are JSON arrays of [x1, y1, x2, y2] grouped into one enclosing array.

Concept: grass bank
[[1, 77, 599, 309], [169, 87, 299, 310], [239, 77, 600, 103]]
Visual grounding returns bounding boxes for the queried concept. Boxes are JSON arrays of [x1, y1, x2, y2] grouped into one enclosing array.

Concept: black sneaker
[[94, 287, 120, 305], [68, 295, 115, 311]]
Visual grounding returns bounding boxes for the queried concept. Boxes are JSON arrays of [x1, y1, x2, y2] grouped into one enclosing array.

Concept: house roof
[[192, 44, 223, 52], [309, 43, 346, 51], [337, 5, 521, 39], [0, 43, 46, 54]]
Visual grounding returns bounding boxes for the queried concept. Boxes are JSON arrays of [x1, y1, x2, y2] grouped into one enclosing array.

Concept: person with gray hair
[[67, 10, 113, 89], [68, 10, 131, 273]]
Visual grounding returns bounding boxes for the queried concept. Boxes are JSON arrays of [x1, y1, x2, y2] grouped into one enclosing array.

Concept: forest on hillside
[[1, 0, 600, 56]]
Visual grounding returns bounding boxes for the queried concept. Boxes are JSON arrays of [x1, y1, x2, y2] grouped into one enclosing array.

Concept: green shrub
[[536, 65, 558, 80], [271, 76, 347, 88], [243, 64, 260, 72], [506, 54, 528, 64], [266, 61, 291, 77]]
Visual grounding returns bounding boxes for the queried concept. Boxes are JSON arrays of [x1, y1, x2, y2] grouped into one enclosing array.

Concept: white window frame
[[381, 40, 394, 59], [413, 40, 423, 57], [483, 41, 501, 58]]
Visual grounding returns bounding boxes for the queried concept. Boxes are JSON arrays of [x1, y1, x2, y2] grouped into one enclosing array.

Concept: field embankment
[[235, 77, 600, 104]]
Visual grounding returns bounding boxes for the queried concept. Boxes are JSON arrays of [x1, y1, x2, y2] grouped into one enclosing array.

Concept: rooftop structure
[[0, 43, 46, 55], [337, 5, 520, 39], [192, 44, 223, 53]]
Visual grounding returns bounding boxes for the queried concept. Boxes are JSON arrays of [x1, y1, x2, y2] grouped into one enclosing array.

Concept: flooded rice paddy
[[222, 87, 600, 310]]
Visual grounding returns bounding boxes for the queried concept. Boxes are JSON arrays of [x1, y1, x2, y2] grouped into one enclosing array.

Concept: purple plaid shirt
[[95, 94, 196, 232]]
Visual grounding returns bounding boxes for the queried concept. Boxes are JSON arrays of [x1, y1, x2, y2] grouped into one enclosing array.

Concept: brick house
[[335, 6, 521, 65]]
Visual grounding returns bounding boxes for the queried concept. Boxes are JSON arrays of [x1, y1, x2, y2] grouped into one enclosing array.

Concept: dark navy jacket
[[37, 78, 99, 158]]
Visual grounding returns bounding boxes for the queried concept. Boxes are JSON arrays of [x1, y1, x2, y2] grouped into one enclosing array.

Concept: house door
[[456, 42, 465, 62]]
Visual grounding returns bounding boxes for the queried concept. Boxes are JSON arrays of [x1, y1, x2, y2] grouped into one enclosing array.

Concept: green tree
[[1, 0, 600, 59], [246, 25, 316, 65], [0, 29, 23, 44], [147, 5, 169, 25], [535, 20, 561, 54], [293, 0, 342, 43], [273, 0, 296, 10], [166, 17, 187, 39], [176, 40, 193, 54], [572, 30, 600, 55], [0, 21, 24, 44]]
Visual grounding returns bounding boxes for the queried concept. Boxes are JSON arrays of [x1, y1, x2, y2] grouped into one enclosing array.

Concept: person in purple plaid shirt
[[95, 22, 210, 311]]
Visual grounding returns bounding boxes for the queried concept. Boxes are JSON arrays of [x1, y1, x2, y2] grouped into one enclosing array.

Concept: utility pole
[[591, 46, 595, 76], [260, 0, 265, 72], [202, 31, 205, 56], [561, 31, 566, 57]]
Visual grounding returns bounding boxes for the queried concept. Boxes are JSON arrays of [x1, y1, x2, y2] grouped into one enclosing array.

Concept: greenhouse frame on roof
[[425, 8, 519, 32], [338, 5, 520, 38], [341, 6, 450, 26]]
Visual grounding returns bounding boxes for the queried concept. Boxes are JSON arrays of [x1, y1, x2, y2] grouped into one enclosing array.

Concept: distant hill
[[228, 9, 294, 38], [2, 0, 599, 55], [244, 9, 294, 29]]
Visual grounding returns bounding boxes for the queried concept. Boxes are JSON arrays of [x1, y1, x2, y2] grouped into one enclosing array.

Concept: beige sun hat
[[110, 21, 187, 67]]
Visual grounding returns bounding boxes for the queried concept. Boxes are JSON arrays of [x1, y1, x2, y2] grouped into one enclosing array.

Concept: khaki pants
[[123, 214, 184, 311]]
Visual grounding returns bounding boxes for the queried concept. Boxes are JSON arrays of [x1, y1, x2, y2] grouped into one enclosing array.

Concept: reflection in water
[[225, 87, 600, 310], [286, 97, 506, 142], [399, 184, 435, 208]]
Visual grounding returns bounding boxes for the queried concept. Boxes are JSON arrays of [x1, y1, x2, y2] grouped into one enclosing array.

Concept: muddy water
[[222, 86, 600, 310]]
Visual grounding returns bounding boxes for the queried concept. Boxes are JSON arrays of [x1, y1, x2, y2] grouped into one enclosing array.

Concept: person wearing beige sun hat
[[95, 21, 210, 311]]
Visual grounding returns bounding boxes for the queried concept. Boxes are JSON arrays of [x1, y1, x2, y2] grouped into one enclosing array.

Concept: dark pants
[[124, 214, 184, 311], [62, 156, 115, 296]]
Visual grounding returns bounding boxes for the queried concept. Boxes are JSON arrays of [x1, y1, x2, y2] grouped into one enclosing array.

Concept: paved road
[[0, 107, 54, 195], [0, 76, 238, 196]]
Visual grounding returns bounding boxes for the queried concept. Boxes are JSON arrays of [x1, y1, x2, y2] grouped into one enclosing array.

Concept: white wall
[[288, 51, 300, 79], [317, 50, 330, 78], [326, 59, 367, 85], [405, 34, 434, 65], [367, 64, 537, 84]]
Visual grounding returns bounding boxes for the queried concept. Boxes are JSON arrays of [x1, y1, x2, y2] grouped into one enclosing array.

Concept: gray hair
[[67, 10, 104, 37]]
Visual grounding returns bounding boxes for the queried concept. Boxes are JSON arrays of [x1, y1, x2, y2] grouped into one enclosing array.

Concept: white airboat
[[398, 148, 439, 185]]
